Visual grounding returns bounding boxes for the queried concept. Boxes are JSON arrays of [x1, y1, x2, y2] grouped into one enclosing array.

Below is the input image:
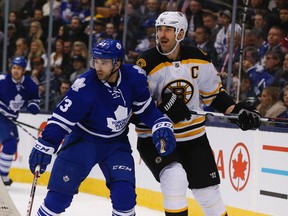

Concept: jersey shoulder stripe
[[180, 46, 212, 62], [136, 46, 212, 74], [136, 47, 165, 74]]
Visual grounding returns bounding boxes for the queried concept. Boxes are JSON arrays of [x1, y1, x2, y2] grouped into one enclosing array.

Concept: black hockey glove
[[158, 93, 191, 124], [231, 102, 261, 131]]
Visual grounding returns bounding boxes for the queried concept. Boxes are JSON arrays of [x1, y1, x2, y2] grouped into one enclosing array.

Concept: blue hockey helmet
[[11, 56, 27, 69], [92, 39, 125, 62]]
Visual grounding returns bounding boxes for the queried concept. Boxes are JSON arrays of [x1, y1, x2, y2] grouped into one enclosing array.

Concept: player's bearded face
[[94, 59, 115, 81], [157, 26, 177, 53]]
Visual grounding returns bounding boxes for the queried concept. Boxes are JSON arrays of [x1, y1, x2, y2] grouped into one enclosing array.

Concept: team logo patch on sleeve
[[136, 58, 146, 68], [71, 78, 86, 92]]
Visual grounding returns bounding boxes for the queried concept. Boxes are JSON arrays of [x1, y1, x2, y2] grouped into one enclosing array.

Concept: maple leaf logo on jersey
[[71, 78, 86, 92], [0, 75, 5, 81], [133, 65, 146, 76], [9, 94, 24, 112], [107, 105, 130, 132]]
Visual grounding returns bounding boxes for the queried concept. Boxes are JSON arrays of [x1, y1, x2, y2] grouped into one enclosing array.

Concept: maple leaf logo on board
[[232, 150, 247, 181], [229, 143, 251, 192]]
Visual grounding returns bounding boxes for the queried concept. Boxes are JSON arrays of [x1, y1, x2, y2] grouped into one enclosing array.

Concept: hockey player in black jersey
[[28, 39, 176, 216], [135, 11, 261, 216]]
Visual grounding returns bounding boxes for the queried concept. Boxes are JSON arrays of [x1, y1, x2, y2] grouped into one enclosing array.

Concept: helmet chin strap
[[103, 59, 120, 83]]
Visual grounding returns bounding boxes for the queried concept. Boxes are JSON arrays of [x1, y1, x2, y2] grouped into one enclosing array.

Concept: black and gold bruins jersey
[[135, 46, 225, 142]]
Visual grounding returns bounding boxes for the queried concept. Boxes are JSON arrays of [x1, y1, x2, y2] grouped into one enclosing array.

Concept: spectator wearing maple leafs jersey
[[0, 57, 40, 186], [28, 39, 176, 216]]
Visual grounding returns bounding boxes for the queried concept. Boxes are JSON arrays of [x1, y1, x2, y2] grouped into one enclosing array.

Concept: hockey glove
[[231, 102, 261, 131], [152, 118, 176, 156], [27, 102, 40, 115], [29, 138, 55, 174], [158, 93, 191, 124]]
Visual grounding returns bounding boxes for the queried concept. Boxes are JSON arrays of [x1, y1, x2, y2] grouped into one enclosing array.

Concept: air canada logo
[[229, 142, 250, 192]]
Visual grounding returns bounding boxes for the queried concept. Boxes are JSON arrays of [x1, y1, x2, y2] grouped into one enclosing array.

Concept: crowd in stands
[[1, 0, 288, 127]]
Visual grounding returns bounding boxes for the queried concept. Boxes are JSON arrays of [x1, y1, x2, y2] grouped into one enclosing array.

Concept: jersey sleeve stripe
[[47, 120, 72, 133], [149, 62, 173, 76], [27, 101, 40, 109], [174, 116, 205, 128], [175, 126, 205, 139], [182, 59, 210, 65], [133, 97, 152, 115], [77, 122, 127, 138], [0, 106, 17, 119], [199, 82, 222, 96], [52, 113, 76, 126]]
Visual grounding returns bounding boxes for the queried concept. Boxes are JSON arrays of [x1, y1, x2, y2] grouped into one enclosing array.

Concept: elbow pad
[[211, 91, 235, 113]]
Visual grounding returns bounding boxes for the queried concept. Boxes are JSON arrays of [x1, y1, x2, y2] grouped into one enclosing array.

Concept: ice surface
[[6, 182, 164, 216]]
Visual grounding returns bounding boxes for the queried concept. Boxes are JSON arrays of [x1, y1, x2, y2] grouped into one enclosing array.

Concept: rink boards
[[7, 113, 288, 216]]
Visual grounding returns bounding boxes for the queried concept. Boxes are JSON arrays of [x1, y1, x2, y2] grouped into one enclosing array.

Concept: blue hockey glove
[[29, 138, 55, 174], [27, 102, 40, 115], [152, 118, 176, 156], [231, 102, 261, 131]]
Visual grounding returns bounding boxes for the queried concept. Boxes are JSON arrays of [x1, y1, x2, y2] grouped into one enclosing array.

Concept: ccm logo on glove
[[34, 141, 54, 155]]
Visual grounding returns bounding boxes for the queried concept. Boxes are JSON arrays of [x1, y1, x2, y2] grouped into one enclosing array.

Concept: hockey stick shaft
[[16, 123, 38, 140], [160, 139, 166, 154], [0, 111, 39, 139], [26, 165, 41, 216], [190, 110, 288, 124], [14, 120, 42, 131]]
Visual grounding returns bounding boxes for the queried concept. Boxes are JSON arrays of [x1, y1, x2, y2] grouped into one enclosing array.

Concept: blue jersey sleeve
[[128, 65, 164, 128], [25, 76, 41, 114], [41, 76, 93, 146]]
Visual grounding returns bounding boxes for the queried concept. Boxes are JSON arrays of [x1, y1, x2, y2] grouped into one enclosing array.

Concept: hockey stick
[[0, 111, 39, 139], [190, 110, 288, 124], [160, 139, 166, 154], [14, 120, 41, 132], [16, 123, 38, 140], [26, 165, 41, 216]]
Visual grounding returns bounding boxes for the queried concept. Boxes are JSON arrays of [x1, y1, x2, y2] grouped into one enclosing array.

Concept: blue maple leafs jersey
[[0, 74, 40, 119], [41, 64, 164, 147]]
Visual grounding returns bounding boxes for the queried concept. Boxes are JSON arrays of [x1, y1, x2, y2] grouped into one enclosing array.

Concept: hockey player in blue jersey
[[0, 57, 40, 186], [28, 39, 176, 216]]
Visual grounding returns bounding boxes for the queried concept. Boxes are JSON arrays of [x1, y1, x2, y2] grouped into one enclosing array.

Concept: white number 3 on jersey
[[59, 98, 72, 112]]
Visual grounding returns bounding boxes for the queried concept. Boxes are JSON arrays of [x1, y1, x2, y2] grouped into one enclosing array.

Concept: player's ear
[[177, 29, 185, 40], [115, 60, 121, 69]]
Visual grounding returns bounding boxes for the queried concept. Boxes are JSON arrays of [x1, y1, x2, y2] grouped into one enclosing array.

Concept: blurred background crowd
[[0, 0, 287, 127]]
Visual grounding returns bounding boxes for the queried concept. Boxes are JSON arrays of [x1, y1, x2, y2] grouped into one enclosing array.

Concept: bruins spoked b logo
[[162, 79, 194, 103]]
